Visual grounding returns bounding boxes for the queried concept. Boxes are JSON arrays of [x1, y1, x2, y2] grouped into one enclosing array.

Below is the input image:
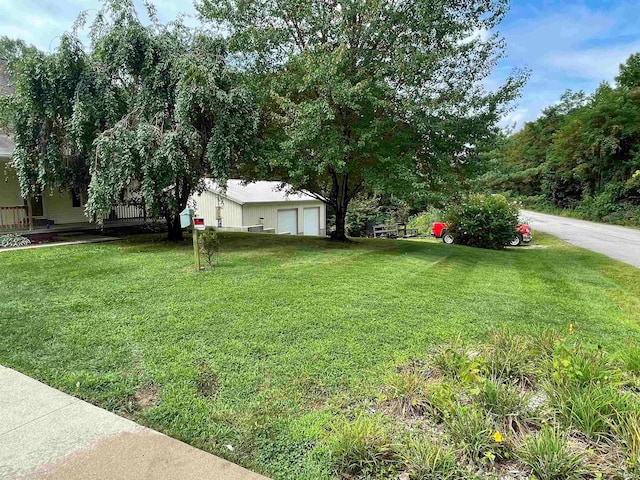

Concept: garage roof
[[205, 179, 319, 205]]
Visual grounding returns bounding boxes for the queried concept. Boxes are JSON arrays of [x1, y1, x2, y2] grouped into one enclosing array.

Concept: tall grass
[[445, 405, 505, 463], [475, 378, 535, 434], [518, 427, 585, 480], [402, 437, 459, 480], [328, 416, 397, 477]]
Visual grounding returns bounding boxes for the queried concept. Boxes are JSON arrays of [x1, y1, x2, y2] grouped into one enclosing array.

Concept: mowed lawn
[[1, 232, 639, 478]]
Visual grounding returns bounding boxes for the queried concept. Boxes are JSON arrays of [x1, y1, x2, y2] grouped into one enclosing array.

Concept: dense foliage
[[407, 207, 442, 235], [0, 1, 258, 239], [443, 194, 519, 249], [200, 0, 526, 240], [345, 195, 409, 237], [480, 54, 640, 225]]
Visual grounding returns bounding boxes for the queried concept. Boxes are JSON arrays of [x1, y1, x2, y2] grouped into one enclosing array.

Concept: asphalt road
[[520, 210, 640, 268]]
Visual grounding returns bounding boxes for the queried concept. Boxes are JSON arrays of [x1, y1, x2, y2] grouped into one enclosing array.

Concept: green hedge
[[443, 195, 520, 249]]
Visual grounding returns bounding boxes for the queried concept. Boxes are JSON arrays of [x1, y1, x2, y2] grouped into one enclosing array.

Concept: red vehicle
[[431, 222, 532, 246]]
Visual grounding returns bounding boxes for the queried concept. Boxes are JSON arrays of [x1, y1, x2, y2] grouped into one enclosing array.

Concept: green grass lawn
[[1, 233, 639, 478]]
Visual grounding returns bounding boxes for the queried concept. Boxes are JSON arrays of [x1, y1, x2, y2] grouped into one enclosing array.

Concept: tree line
[[479, 54, 640, 226], [0, 0, 525, 240]]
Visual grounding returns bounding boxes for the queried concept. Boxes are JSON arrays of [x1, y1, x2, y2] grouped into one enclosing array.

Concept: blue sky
[[497, 0, 640, 128], [1, 0, 639, 129]]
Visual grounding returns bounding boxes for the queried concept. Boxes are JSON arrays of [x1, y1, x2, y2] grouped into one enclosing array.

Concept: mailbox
[[194, 217, 206, 230], [179, 208, 195, 229]]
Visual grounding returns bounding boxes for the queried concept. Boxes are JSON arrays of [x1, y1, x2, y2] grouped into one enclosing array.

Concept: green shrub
[[407, 207, 442, 235], [383, 371, 458, 422], [402, 437, 459, 480], [575, 184, 624, 221], [443, 194, 520, 249], [328, 416, 397, 477], [432, 345, 470, 381], [199, 230, 220, 267], [425, 381, 459, 422], [517, 427, 585, 480], [527, 329, 559, 359]]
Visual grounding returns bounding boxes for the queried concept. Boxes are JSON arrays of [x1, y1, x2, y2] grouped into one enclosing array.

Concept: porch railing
[[105, 205, 146, 222], [0, 206, 30, 230]]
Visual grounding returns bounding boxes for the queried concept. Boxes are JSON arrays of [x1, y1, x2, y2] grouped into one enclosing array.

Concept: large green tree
[[1, 1, 258, 240], [200, 0, 526, 240]]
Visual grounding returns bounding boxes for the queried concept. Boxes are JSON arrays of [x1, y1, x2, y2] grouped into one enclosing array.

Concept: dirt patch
[[196, 361, 220, 400], [134, 384, 160, 409]]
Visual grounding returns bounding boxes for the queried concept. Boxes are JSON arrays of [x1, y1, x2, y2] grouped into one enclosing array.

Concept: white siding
[[43, 189, 87, 224], [242, 201, 326, 235], [0, 165, 88, 225], [191, 187, 327, 235], [192, 190, 243, 229], [0, 163, 23, 206]]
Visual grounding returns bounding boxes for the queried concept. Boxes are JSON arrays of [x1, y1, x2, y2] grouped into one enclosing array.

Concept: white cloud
[[0, 1, 199, 51], [460, 28, 490, 45], [545, 41, 640, 81], [500, 107, 529, 129], [491, 1, 640, 130]]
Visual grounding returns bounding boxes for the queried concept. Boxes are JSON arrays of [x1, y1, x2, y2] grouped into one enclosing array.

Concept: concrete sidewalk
[[0, 365, 269, 480]]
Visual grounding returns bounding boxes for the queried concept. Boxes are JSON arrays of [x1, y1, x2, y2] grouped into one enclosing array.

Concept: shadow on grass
[[114, 232, 539, 270]]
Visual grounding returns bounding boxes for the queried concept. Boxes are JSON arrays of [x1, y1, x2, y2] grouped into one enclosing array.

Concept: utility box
[[179, 208, 195, 229]]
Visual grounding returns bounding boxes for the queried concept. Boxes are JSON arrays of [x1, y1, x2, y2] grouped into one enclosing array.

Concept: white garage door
[[303, 207, 320, 236], [277, 209, 298, 234]]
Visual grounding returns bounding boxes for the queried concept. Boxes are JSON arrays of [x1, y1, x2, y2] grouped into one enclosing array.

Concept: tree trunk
[[330, 203, 349, 241], [166, 213, 183, 241], [328, 169, 351, 241]]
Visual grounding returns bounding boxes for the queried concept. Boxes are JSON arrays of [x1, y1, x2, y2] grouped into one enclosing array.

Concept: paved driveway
[[521, 210, 640, 268]]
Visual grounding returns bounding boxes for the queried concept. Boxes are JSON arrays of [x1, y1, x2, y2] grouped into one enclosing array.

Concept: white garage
[[303, 207, 320, 236], [191, 179, 327, 236], [277, 209, 298, 234]]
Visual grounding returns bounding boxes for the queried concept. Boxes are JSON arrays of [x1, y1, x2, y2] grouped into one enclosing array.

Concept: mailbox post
[[180, 208, 201, 272]]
